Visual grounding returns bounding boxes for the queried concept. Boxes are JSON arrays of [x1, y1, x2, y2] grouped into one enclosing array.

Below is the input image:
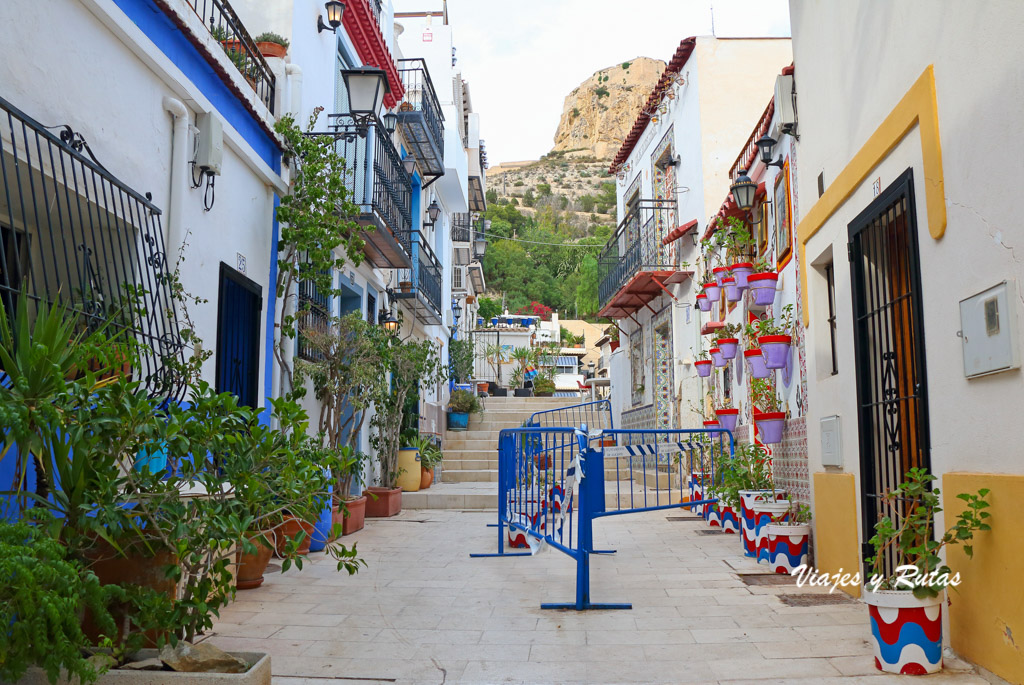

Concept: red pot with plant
[[717, 338, 739, 360], [342, 495, 368, 535], [610, 340, 620, 351], [275, 514, 314, 556], [758, 335, 792, 369]]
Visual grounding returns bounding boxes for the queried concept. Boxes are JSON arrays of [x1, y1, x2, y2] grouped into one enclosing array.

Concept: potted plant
[[713, 323, 742, 360], [747, 258, 778, 306], [864, 469, 991, 675], [447, 388, 481, 431], [694, 349, 713, 377], [750, 493, 793, 564], [534, 375, 556, 397], [702, 280, 722, 303], [368, 337, 446, 517], [695, 292, 712, 312], [742, 322, 770, 379], [608, 325, 620, 351], [766, 503, 811, 574], [722, 276, 742, 302], [714, 402, 739, 432], [254, 31, 289, 58], [510, 346, 534, 397], [751, 376, 786, 444], [757, 305, 794, 370], [334, 450, 368, 536], [715, 442, 782, 558], [709, 347, 725, 368], [408, 434, 442, 489], [712, 265, 730, 287]]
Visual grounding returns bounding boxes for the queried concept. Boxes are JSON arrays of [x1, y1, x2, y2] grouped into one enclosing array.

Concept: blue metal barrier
[[526, 399, 613, 432], [472, 425, 733, 610]]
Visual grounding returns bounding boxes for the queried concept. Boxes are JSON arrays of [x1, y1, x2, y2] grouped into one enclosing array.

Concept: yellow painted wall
[[943, 473, 1024, 684], [811, 472, 861, 598]]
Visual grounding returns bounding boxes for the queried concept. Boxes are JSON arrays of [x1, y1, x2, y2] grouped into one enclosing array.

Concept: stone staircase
[[402, 396, 582, 510]]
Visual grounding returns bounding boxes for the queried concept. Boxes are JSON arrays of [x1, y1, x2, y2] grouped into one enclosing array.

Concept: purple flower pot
[[696, 295, 712, 312], [751, 282, 776, 306], [731, 264, 753, 289], [704, 284, 721, 303], [759, 336, 792, 370], [755, 413, 786, 444], [716, 410, 739, 432], [713, 268, 730, 287], [744, 350, 771, 379], [723, 278, 742, 302], [710, 348, 726, 367], [718, 339, 739, 360], [695, 360, 713, 377]]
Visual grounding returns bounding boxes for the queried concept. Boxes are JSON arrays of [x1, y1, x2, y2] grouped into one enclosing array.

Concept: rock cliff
[[551, 57, 666, 160]]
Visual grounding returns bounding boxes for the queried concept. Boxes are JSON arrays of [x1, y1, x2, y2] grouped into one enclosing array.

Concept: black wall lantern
[[730, 169, 758, 212], [383, 111, 398, 135], [755, 134, 785, 169], [452, 300, 463, 323], [380, 307, 400, 334], [318, 1, 346, 33], [402, 155, 417, 176], [341, 67, 389, 134], [424, 199, 441, 227]]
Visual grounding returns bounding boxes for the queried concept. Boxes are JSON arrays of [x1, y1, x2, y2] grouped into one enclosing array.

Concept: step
[[443, 459, 497, 470], [632, 468, 683, 490], [443, 439, 498, 450], [443, 469, 498, 483]]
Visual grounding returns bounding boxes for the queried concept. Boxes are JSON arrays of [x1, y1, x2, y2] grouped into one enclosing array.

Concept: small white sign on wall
[[872, 177, 881, 197], [236, 252, 247, 274]]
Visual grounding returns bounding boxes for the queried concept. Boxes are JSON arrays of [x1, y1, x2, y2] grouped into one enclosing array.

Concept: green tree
[[575, 254, 600, 318], [523, 189, 536, 207], [477, 297, 502, 321], [485, 188, 498, 204], [537, 183, 552, 197]]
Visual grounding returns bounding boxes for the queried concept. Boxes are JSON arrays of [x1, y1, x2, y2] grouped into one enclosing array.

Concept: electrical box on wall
[[775, 74, 796, 132], [959, 280, 1020, 378], [820, 415, 841, 468], [195, 112, 223, 176]]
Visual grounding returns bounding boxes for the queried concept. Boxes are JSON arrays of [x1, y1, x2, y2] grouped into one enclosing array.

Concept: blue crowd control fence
[[526, 399, 613, 433], [472, 425, 734, 610]]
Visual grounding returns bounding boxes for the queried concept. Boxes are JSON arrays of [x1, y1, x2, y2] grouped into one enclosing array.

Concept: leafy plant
[[752, 256, 774, 274], [254, 31, 290, 48], [786, 503, 812, 524], [533, 376, 556, 395], [712, 322, 741, 343], [751, 376, 781, 413], [867, 468, 991, 598], [716, 441, 773, 509], [0, 520, 126, 685], [450, 338, 475, 384], [449, 389, 482, 414], [756, 305, 794, 337], [408, 435, 443, 471]]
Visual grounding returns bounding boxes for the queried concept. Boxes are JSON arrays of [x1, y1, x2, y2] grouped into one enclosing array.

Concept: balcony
[[394, 234, 442, 324], [185, 0, 276, 112], [326, 114, 413, 269], [468, 140, 487, 212], [452, 213, 473, 265], [597, 199, 692, 318], [0, 95, 185, 397], [396, 59, 445, 177]]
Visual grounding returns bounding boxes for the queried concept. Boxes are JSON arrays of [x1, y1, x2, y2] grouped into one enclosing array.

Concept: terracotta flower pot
[[864, 589, 944, 674], [610, 340, 620, 351], [342, 495, 367, 535], [236, 532, 275, 590], [420, 465, 434, 489], [399, 281, 413, 294], [364, 486, 402, 517], [477, 382, 489, 393], [275, 515, 314, 556], [256, 41, 287, 58]]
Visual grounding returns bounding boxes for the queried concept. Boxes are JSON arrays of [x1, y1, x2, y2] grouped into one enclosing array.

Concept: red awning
[[598, 269, 693, 319], [662, 219, 699, 245]]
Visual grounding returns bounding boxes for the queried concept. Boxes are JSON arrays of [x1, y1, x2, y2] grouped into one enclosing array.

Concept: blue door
[[216, 263, 262, 408]]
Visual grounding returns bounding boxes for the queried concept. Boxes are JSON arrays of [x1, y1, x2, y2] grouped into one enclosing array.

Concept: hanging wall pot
[[730, 262, 754, 289], [748, 273, 778, 306], [723, 277, 742, 303], [744, 349, 771, 378], [758, 334, 792, 369], [695, 359, 713, 377], [709, 347, 725, 367], [718, 338, 739, 360]]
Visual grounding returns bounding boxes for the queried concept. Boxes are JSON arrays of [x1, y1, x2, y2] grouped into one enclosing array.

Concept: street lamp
[[402, 155, 417, 176], [379, 307, 400, 334], [341, 67, 389, 133], [424, 199, 441, 228], [383, 111, 398, 135], [755, 134, 785, 169], [318, 1, 345, 33], [453, 300, 464, 323], [730, 169, 758, 212]]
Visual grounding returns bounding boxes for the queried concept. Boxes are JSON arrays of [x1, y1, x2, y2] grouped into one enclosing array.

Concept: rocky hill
[[485, 58, 664, 223], [552, 57, 666, 160]]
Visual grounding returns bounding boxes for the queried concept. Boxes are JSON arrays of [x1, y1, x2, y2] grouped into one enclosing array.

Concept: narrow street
[[208, 509, 986, 684]]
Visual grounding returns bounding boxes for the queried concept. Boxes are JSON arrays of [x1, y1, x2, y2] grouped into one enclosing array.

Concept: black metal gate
[[848, 168, 931, 575], [215, 263, 262, 408]]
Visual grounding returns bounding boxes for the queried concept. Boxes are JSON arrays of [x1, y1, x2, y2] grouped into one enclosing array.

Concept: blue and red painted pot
[[704, 489, 720, 526], [752, 500, 791, 563], [717, 502, 739, 533], [865, 590, 943, 675], [739, 490, 786, 557], [748, 272, 778, 306], [766, 522, 809, 573], [744, 348, 771, 378], [688, 472, 710, 518], [695, 359, 713, 377], [718, 338, 739, 360]]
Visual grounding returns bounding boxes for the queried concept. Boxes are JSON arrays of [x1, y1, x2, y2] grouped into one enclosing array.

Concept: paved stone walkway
[[208, 509, 988, 684]]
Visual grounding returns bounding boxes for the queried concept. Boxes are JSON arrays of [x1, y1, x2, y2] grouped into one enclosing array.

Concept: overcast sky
[[393, 0, 791, 165]]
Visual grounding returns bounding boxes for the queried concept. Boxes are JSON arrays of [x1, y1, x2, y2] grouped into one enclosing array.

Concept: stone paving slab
[[208, 509, 988, 684]]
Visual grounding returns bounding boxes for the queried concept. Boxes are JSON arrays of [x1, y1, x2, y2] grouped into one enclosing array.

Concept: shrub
[[449, 389, 482, 414], [595, 86, 610, 98], [255, 31, 290, 48]]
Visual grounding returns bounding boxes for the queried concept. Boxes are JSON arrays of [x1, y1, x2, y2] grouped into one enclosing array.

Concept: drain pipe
[[285, 63, 303, 118], [162, 97, 190, 260]]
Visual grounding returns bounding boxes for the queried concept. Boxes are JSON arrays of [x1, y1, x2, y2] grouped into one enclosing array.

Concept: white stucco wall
[[791, 0, 1024, 486]]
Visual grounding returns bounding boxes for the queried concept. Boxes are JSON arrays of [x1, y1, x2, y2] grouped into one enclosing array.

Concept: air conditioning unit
[[775, 74, 797, 135]]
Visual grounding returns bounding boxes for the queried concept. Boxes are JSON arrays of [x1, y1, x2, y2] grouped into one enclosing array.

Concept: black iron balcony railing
[[398, 233, 442, 318], [325, 114, 413, 267], [396, 58, 445, 176], [598, 199, 679, 309], [0, 95, 185, 397], [297, 269, 330, 362], [452, 213, 472, 243], [185, 0, 276, 112]]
